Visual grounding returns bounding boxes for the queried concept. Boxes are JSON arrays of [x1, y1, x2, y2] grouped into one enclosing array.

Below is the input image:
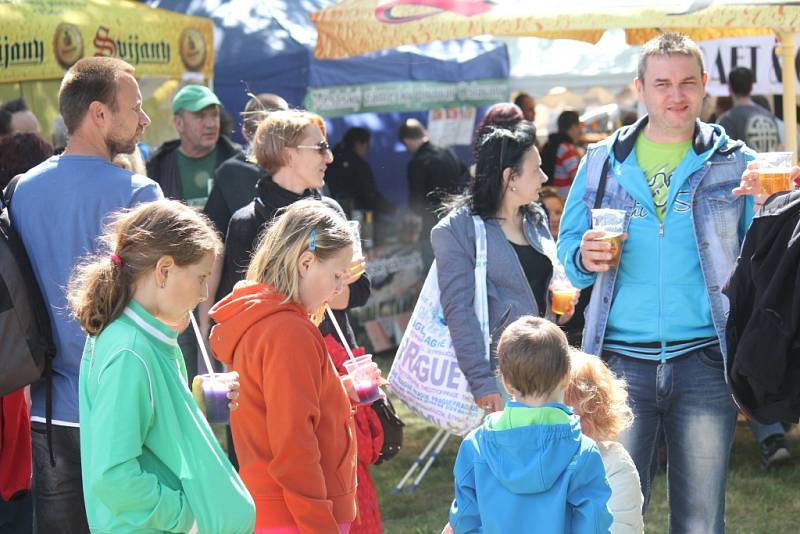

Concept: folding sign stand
[[391, 428, 450, 494]]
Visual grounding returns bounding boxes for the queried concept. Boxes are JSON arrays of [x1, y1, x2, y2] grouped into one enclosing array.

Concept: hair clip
[[499, 135, 509, 173], [110, 254, 123, 268], [308, 228, 317, 252]]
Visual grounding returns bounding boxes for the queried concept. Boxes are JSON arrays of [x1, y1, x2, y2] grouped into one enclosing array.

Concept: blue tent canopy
[[148, 0, 509, 207]]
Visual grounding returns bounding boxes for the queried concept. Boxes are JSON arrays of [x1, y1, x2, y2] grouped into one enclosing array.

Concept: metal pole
[[390, 428, 446, 495], [407, 430, 451, 493], [778, 31, 798, 162]]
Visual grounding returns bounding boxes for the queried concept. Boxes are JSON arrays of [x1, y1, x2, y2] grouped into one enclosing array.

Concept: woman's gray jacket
[[430, 204, 558, 400]]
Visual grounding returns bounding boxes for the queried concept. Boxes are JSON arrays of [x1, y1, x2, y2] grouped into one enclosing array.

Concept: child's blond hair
[[246, 198, 352, 306], [564, 351, 634, 443]]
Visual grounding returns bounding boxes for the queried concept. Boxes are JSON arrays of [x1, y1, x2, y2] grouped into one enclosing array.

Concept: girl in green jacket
[[68, 200, 255, 533]]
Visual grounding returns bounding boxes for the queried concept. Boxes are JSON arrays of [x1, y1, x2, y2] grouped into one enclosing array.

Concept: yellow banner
[[312, 0, 800, 59], [0, 0, 214, 82]]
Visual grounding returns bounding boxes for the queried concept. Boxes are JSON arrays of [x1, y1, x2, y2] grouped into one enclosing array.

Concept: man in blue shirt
[[11, 57, 162, 532], [558, 33, 760, 533]]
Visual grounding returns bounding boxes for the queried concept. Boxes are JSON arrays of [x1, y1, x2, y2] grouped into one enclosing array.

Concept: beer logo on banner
[[178, 28, 206, 72], [93, 27, 170, 66], [53, 23, 84, 69]]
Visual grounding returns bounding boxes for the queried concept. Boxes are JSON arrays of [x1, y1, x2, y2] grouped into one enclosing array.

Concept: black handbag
[[371, 396, 405, 464]]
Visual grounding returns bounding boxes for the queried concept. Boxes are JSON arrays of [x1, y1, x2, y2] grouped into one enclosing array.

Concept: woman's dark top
[[508, 241, 552, 317], [219, 175, 370, 347]]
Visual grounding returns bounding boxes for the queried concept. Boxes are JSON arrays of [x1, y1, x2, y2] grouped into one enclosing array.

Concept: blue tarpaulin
[[148, 0, 509, 207]]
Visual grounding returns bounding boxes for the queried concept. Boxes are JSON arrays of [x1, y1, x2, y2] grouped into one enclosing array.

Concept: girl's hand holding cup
[[341, 355, 383, 405], [192, 371, 240, 423]]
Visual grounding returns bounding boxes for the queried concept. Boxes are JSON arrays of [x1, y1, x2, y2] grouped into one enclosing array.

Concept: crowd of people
[[0, 29, 797, 534]]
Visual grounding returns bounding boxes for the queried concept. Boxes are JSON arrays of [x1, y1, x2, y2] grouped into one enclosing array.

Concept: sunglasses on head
[[295, 140, 331, 155]]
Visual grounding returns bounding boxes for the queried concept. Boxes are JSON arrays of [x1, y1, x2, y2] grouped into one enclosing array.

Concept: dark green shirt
[[177, 147, 218, 208]]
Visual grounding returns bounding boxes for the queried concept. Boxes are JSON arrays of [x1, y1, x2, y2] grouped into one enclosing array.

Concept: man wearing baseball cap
[[146, 84, 241, 382], [147, 84, 241, 209]]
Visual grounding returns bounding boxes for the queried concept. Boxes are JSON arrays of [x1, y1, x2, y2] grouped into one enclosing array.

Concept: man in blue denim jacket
[[557, 33, 762, 533]]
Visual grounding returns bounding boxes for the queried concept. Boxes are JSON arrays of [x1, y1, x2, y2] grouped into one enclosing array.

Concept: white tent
[[505, 30, 637, 98]]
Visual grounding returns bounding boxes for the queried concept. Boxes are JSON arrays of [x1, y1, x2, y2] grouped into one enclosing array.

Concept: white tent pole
[[779, 32, 797, 162]]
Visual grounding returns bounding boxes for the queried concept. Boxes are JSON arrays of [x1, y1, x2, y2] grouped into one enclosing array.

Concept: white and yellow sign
[[0, 0, 214, 82]]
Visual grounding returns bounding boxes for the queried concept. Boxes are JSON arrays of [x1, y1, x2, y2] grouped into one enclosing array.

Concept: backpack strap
[[2, 174, 57, 465], [1, 174, 22, 211]]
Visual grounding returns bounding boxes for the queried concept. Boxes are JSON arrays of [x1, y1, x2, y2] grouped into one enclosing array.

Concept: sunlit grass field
[[370, 354, 800, 534]]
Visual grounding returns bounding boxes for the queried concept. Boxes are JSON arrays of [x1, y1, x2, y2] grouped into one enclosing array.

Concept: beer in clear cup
[[756, 152, 794, 196], [591, 208, 626, 267], [551, 286, 578, 315]]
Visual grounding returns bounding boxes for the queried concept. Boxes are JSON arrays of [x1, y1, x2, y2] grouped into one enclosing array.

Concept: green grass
[[371, 354, 800, 533]]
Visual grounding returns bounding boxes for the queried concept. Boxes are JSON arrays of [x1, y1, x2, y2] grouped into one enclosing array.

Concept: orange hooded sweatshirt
[[209, 281, 357, 533]]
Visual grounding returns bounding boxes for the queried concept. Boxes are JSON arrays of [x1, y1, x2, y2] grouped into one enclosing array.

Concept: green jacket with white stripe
[[78, 300, 255, 533]]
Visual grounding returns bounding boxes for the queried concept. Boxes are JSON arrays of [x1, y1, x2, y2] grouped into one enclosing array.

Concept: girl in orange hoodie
[[210, 198, 377, 534]]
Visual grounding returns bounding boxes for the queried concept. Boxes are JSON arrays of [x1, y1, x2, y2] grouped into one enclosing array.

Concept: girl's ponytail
[[68, 253, 132, 336], [67, 200, 221, 336]]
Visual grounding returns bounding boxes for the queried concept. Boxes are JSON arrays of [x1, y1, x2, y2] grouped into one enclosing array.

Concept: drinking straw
[[189, 311, 217, 380], [325, 304, 355, 360]]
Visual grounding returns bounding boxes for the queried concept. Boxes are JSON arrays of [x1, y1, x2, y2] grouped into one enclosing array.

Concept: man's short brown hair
[[497, 316, 570, 398], [637, 32, 705, 84], [250, 109, 326, 174], [59, 57, 135, 134]]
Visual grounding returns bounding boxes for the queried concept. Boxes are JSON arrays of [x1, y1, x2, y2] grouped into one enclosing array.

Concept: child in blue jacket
[[449, 316, 612, 534]]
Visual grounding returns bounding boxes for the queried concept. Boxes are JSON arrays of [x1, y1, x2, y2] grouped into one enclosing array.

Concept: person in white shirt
[[565, 351, 644, 534]]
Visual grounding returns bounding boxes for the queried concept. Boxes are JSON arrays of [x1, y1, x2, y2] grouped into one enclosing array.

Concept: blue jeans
[[747, 419, 784, 444], [604, 346, 737, 534], [30, 423, 89, 533], [0, 491, 32, 534]]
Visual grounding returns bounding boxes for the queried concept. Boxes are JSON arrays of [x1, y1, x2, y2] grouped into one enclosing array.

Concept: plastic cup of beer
[[756, 152, 794, 196], [551, 284, 578, 315], [343, 354, 381, 404], [591, 208, 625, 267], [348, 220, 362, 259]]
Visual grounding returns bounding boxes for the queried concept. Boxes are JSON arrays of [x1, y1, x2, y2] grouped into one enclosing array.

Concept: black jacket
[[204, 152, 265, 238], [146, 136, 242, 201], [724, 190, 800, 424], [540, 132, 573, 184], [324, 145, 396, 216], [218, 176, 371, 347], [407, 141, 467, 217]]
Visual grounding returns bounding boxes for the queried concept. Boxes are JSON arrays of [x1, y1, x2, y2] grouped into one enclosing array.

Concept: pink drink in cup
[[192, 372, 236, 424], [343, 354, 381, 404]]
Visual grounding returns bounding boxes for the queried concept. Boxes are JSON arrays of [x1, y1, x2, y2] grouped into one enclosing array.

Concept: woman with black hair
[[431, 121, 570, 413]]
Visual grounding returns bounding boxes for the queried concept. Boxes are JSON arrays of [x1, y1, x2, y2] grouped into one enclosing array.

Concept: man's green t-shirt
[[635, 134, 692, 221], [177, 147, 218, 208]]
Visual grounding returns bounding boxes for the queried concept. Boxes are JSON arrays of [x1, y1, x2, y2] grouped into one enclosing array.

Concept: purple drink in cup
[[192, 372, 236, 424], [343, 354, 381, 404], [354, 383, 381, 404]]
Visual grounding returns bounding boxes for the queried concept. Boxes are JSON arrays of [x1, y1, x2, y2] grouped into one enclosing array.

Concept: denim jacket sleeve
[[738, 148, 757, 241], [431, 211, 498, 401], [557, 155, 597, 290]]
